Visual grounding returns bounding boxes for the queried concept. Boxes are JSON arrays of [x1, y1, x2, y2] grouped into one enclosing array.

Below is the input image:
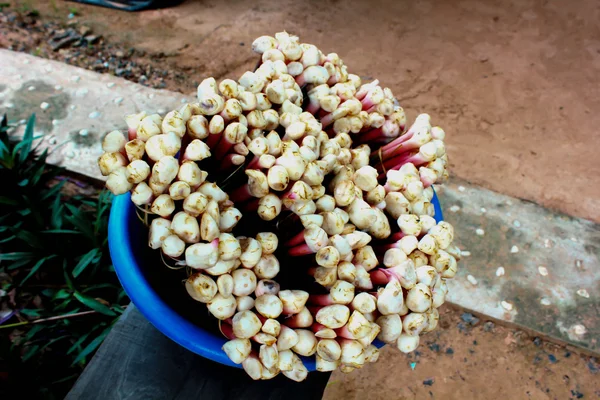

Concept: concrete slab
[[0, 49, 191, 180], [1, 50, 598, 354], [438, 180, 600, 354]]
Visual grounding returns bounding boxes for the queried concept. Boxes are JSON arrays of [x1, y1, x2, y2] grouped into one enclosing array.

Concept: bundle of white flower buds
[[98, 31, 459, 382]]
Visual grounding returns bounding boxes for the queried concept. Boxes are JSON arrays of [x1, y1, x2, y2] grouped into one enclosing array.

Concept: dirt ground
[[1, 1, 600, 398], [324, 305, 600, 400], [2, 0, 600, 222]]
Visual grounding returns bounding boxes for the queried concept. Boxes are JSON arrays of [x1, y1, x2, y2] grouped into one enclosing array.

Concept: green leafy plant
[[0, 114, 128, 399]]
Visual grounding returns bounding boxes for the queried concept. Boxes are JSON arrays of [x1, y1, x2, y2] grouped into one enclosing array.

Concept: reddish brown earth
[[4, 0, 599, 222], [2, 1, 600, 398], [324, 306, 600, 400]]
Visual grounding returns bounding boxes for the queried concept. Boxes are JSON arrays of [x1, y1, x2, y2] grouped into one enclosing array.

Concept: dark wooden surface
[[66, 306, 332, 399]]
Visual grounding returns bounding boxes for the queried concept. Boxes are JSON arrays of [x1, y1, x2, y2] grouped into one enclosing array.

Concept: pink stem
[[384, 152, 430, 172], [369, 269, 391, 285], [334, 324, 358, 339], [246, 156, 260, 170], [228, 184, 254, 203], [220, 322, 236, 340], [205, 132, 222, 150], [355, 80, 378, 100], [361, 93, 378, 110], [221, 153, 244, 170], [288, 243, 314, 256], [306, 97, 321, 115], [284, 312, 314, 328], [388, 231, 407, 242], [128, 128, 137, 141], [308, 293, 335, 306], [355, 120, 399, 145], [285, 230, 306, 247], [213, 136, 236, 160], [311, 322, 331, 335]]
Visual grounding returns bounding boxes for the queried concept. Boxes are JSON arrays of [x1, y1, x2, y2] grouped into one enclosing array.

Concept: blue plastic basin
[[108, 190, 444, 371]]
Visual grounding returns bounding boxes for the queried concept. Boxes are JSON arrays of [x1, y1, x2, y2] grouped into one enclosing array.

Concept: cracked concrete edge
[[437, 179, 600, 355], [2, 50, 599, 354], [0, 49, 193, 181]]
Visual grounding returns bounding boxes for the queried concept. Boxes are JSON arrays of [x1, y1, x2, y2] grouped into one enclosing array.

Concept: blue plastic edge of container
[[109, 189, 444, 371]]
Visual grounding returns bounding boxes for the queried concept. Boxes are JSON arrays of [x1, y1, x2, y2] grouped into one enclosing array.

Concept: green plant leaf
[[22, 344, 41, 362], [0, 196, 18, 206], [21, 255, 57, 284], [73, 292, 116, 316], [43, 229, 79, 234], [12, 229, 44, 249], [81, 283, 117, 293], [63, 260, 74, 290], [0, 235, 16, 244], [73, 248, 100, 278], [18, 114, 36, 164], [41, 180, 65, 201], [71, 326, 111, 365], [64, 204, 95, 240], [0, 252, 34, 261], [66, 330, 92, 355], [52, 289, 72, 300], [20, 309, 42, 318], [7, 257, 35, 271], [50, 194, 63, 229]]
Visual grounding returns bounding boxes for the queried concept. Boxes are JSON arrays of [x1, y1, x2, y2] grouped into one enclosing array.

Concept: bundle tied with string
[[98, 31, 460, 381]]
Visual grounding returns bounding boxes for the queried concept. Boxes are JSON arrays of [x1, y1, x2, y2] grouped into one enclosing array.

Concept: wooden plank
[[66, 306, 331, 399]]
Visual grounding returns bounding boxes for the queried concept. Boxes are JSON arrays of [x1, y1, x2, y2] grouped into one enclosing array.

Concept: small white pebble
[[476, 228, 485, 236], [79, 129, 89, 137], [157, 108, 166, 115], [107, 82, 116, 88], [506, 200, 513, 206], [501, 301, 513, 311], [576, 289, 589, 299], [88, 111, 101, 119], [15, 74, 23, 80], [66, 150, 76, 158], [18, 119, 27, 125], [537, 266, 548, 276], [24, 59, 30, 64], [180, 98, 187, 103], [570, 237, 577, 243], [573, 324, 586, 336], [575, 260, 583, 269], [496, 267, 505, 277], [52, 119, 60, 126], [467, 275, 478, 285], [461, 251, 471, 257], [28, 85, 36, 91], [45, 66, 53, 73], [544, 239, 552, 248], [76, 88, 89, 96], [510, 245, 519, 253], [70, 104, 77, 110], [5, 102, 14, 109], [513, 220, 521, 228], [71, 75, 81, 83], [48, 137, 57, 145], [540, 298, 551, 306], [55, 85, 63, 91], [458, 186, 465, 192], [148, 93, 155, 99], [449, 205, 460, 212], [506, 212, 512, 217], [40, 102, 50, 110], [480, 207, 487, 213], [114, 97, 124, 104]]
